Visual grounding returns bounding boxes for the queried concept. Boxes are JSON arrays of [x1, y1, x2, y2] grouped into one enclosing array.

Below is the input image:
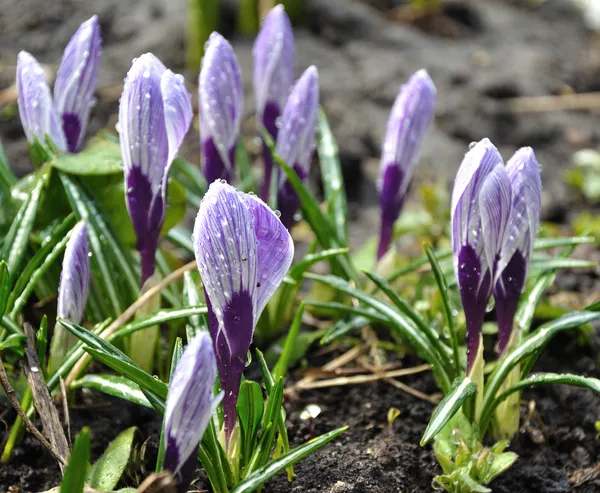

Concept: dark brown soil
[[1, 0, 599, 491]]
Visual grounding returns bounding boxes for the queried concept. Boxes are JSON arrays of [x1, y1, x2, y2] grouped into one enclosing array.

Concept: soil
[[0, 0, 599, 492]]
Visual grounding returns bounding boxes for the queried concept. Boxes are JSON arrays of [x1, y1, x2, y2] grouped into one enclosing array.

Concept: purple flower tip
[[119, 53, 192, 285], [192, 181, 294, 439], [377, 69, 436, 259], [199, 32, 243, 184], [275, 66, 319, 228], [163, 333, 222, 492], [57, 221, 91, 323], [54, 16, 102, 153], [16, 51, 67, 152]]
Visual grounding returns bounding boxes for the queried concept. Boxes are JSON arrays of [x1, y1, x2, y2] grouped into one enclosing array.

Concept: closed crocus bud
[[275, 66, 319, 229], [377, 69, 436, 260], [49, 221, 91, 373], [451, 139, 504, 371], [119, 53, 192, 285], [53, 16, 102, 153], [199, 33, 243, 185], [163, 333, 222, 493], [16, 51, 67, 152], [193, 181, 294, 439], [494, 148, 541, 353], [253, 4, 295, 200]]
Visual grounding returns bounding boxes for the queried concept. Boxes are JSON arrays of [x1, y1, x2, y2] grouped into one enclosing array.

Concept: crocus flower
[[377, 69, 436, 260], [253, 4, 295, 200], [192, 181, 294, 438], [451, 139, 505, 371], [119, 54, 192, 285], [49, 221, 91, 373], [275, 66, 319, 229], [16, 16, 101, 153], [493, 148, 541, 353], [199, 32, 243, 185], [163, 332, 222, 493]]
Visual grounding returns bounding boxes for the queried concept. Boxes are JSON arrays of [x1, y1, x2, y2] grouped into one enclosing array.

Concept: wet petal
[[161, 69, 193, 166], [53, 16, 102, 152], [199, 32, 243, 181], [16, 51, 67, 152], [164, 333, 222, 490], [253, 4, 295, 122]]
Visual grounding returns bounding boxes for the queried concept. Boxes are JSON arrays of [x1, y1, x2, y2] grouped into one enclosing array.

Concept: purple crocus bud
[[163, 333, 222, 493], [494, 148, 541, 353], [275, 66, 319, 229], [451, 139, 503, 371], [253, 5, 295, 200], [377, 69, 436, 260], [192, 181, 294, 439], [49, 221, 90, 373], [199, 33, 243, 185], [16, 51, 67, 152], [119, 53, 192, 285], [53, 16, 102, 153]]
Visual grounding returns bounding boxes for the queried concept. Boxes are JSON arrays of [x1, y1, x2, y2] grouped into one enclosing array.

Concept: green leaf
[[52, 137, 123, 175], [272, 303, 305, 381], [483, 451, 518, 484], [421, 377, 477, 446], [424, 244, 460, 376], [317, 109, 347, 243], [0, 139, 16, 189], [306, 272, 451, 393], [61, 427, 90, 493], [480, 310, 600, 432], [87, 427, 137, 491], [0, 333, 26, 354], [386, 247, 452, 284], [232, 426, 348, 493], [320, 315, 370, 345], [529, 257, 597, 270], [237, 380, 265, 469], [515, 272, 556, 335], [0, 262, 10, 317], [166, 224, 195, 254], [71, 375, 152, 408], [236, 138, 256, 192], [2, 172, 47, 278], [533, 236, 595, 250], [183, 271, 208, 342]]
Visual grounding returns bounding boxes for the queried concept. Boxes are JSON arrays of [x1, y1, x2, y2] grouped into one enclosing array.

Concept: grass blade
[[71, 374, 152, 408]]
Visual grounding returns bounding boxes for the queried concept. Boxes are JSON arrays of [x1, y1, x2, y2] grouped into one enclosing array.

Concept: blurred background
[[1, 0, 600, 251]]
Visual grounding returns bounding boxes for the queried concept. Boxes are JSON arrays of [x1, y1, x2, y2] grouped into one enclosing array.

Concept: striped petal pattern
[[119, 53, 192, 284], [199, 33, 243, 185], [192, 181, 293, 439], [54, 16, 102, 153], [163, 333, 222, 493], [275, 66, 319, 229], [377, 70, 436, 259]]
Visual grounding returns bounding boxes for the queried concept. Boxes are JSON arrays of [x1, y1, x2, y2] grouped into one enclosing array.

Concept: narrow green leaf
[[529, 258, 597, 270], [232, 426, 348, 493], [0, 262, 10, 317], [386, 247, 452, 284], [183, 271, 208, 342], [0, 334, 26, 354], [238, 380, 265, 469], [61, 427, 90, 493], [533, 236, 595, 250], [51, 137, 122, 175], [166, 224, 195, 254], [71, 375, 152, 408], [88, 427, 137, 491], [236, 138, 256, 192], [317, 109, 347, 243], [515, 272, 555, 335], [273, 303, 305, 381], [421, 378, 477, 446], [320, 315, 370, 345], [0, 139, 17, 189]]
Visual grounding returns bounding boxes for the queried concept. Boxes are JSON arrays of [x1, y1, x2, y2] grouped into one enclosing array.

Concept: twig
[[64, 260, 197, 388], [385, 378, 442, 405], [0, 356, 66, 466], [508, 92, 600, 113], [59, 377, 71, 446]]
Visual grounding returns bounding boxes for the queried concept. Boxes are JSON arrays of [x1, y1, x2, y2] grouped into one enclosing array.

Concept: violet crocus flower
[[493, 148, 541, 353], [275, 66, 319, 229], [163, 333, 222, 493], [192, 181, 294, 439], [49, 221, 91, 373], [16, 16, 101, 154], [253, 4, 295, 200], [451, 139, 505, 371], [199, 33, 243, 185], [119, 54, 192, 285], [377, 69, 436, 260]]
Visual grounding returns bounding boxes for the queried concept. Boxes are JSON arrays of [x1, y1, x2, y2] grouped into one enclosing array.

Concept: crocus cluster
[[193, 181, 294, 438], [17, 16, 102, 153], [163, 332, 222, 493], [377, 69, 437, 260], [119, 54, 193, 285], [49, 221, 91, 373], [451, 139, 542, 371], [253, 4, 296, 200]]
